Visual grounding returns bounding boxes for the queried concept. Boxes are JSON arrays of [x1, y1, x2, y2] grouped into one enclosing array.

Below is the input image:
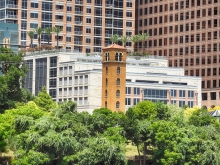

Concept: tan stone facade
[[136, 0, 220, 107], [0, 0, 135, 53], [102, 44, 127, 112]]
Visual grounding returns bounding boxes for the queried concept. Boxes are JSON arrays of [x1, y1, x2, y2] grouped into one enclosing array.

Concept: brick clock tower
[[102, 44, 127, 113]]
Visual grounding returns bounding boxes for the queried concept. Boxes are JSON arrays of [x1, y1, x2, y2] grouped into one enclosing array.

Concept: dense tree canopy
[[0, 47, 32, 112], [1, 86, 220, 165]]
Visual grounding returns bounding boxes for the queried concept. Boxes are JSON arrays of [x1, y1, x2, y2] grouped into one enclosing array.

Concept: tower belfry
[[101, 44, 127, 112]]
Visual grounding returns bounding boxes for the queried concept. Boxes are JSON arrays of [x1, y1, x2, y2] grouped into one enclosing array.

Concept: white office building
[[24, 51, 201, 113]]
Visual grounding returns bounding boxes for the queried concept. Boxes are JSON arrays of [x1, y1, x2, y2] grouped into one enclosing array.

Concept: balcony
[[6, 4, 18, 9], [74, 31, 82, 35], [105, 14, 112, 17], [105, 24, 112, 27], [105, 34, 112, 37], [6, 15, 17, 19], [75, 11, 83, 14], [74, 41, 82, 45], [75, 1, 83, 4], [106, 4, 113, 7], [75, 21, 82, 25]]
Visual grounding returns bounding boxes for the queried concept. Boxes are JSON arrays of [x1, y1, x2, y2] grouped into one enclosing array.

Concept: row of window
[[149, 44, 220, 58], [105, 78, 120, 86], [58, 86, 89, 96], [202, 80, 220, 89], [141, 20, 218, 35], [140, 0, 218, 10], [202, 92, 218, 101], [104, 101, 120, 109], [105, 52, 123, 62]]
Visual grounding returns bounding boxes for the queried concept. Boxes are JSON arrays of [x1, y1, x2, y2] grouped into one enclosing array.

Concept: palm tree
[[27, 31, 34, 48], [130, 35, 140, 52], [110, 34, 119, 44], [44, 27, 52, 45], [119, 36, 129, 48], [53, 26, 62, 49], [34, 27, 44, 50], [139, 33, 149, 56]]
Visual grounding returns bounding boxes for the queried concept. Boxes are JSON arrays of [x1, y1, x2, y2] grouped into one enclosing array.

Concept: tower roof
[[102, 43, 127, 50]]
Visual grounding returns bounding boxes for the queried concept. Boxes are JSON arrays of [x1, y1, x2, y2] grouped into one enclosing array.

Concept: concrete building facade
[[24, 51, 201, 113], [136, 0, 219, 107], [0, 0, 135, 53]]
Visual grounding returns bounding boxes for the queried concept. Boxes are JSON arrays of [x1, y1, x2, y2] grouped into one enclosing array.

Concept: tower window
[[117, 67, 120, 74], [105, 101, 107, 108], [105, 52, 109, 61], [106, 78, 108, 85], [116, 78, 120, 86], [105, 90, 108, 97], [116, 101, 120, 109], [115, 52, 123, 61], [116, 90, 120, 97], [106, 67, 108, 74]]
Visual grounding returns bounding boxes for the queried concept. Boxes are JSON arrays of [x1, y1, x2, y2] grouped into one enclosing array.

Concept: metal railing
[[25, 49, 83, 56], [74, 31, 82, 35], [74, 41, 82, 45], [75, 21, 82, 25], [75, 1, 83, 4], [105, 24, 112, 27], [6, 15, 17, 19], [6, 4, 18, 8], [105, 14, 113, 17], [75, 11, 83, 14]]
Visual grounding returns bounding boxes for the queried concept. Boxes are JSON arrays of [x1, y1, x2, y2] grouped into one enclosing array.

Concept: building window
[[86, 8, 91, 13], [105, 52, 109, 61], [126, 87, 131, 94], [116, 101, 120, 109], [66, 26, 72, 32], [106, 78, 108, 85], [31, 2, 38, 8], [30, 23, 38, 29], [202, 93, 207, 100], [106, 67, 108, 74], [116, 78, 120, 86], [179, 101, 185, 107], [86, 37, 91, 44], [105, 90, 108, 97], [86, 28, 91, 33], [30, 12, 38, 18], [211, 92, 216, 100], [188, 91, 194, 98], [86, 18, 91, 23], [67, 6, 72, 11], [125, 98, 131, 105], [66, 36, 71, 42], [117, 67, 120, 74], [188, 101, 194, 108], [134, 88, 140, 95], [105, 101, 107, 108], [133, 98, 140, 105], [116, 90, 120, 97], [170, 90, 176, 97], [115, 52, 122, 61], [179, 90, 185, 97]]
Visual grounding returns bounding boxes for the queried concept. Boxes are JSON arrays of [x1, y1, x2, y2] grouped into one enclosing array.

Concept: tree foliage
[[0, 47, 31, 112]]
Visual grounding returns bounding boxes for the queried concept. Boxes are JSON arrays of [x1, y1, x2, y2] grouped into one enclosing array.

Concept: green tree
[[34, 86, 56, 111], [0, 47, 28, 112], [130, 35, 140, 52], [53, 26, 62, 49], [27, 31, 34, 48], [119, 36, 129, 48], [110, 34, 119, 44], [139, 33, 149, 56], [44, 27, 53, 45], [34, 27, 44, 50]]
